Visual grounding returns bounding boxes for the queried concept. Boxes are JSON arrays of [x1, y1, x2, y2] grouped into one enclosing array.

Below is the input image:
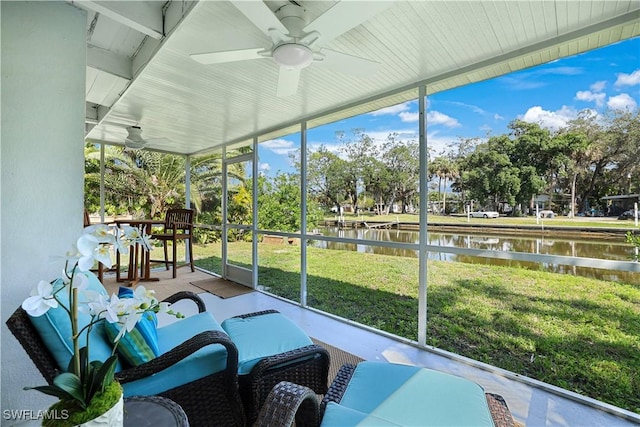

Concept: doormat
[[190, 278, 254, 299], [310, 337, 364, 387]]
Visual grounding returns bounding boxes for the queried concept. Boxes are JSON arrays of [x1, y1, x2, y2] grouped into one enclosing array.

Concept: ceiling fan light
[[272, 43, 313, 69], [127, 126, 143, 141]]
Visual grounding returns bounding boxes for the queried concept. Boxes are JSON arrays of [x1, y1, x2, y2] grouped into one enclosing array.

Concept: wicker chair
[[255, 363, 516, 427], [149, 208, 195, 278], [223, 309, 330, 425], [6, 291, 245, 427]]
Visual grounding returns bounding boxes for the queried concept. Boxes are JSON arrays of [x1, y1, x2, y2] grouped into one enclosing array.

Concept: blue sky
[[258, 37, 639, 175]]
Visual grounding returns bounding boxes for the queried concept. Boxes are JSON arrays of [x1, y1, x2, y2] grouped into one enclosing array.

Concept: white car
[[538, 210, 555, 218], [470, 211, 499, 218]]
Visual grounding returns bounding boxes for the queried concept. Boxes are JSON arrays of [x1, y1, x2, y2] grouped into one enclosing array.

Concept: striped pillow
[[104, 287, 160, 366]]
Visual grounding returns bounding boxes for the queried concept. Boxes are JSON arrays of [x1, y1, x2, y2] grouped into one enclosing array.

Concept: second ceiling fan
[[191, 0, 393, 97]]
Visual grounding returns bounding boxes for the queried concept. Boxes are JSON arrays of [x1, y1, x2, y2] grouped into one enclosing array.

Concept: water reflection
[[312, 227, 639, 283]]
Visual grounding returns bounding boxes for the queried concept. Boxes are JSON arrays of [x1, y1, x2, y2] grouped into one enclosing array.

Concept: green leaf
[[84, 356, 118, 402], [53, 373, 86, 408], [96, 356, 118, 392], [24, 385, 75, 402]]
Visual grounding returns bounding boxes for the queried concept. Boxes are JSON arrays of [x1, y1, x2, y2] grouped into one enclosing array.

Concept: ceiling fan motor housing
[[275, 4, 308, 38]]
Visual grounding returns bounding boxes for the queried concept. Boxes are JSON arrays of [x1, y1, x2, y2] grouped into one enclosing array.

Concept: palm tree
[[84, 144, 247, 220]]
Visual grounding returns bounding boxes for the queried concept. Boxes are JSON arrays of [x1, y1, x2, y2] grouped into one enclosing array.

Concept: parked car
[[618, 210, 637, 220], [538, 210, 555, 218], [470, 210, 499, 218]]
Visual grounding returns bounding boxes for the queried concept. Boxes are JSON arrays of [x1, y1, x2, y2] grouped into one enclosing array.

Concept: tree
[[338, 129, 379, 212], [84, 145, 248, 223], [257, 172, 323, 232], [305, 146, 349, 209], [562, 110, 640, 212], [460, 147, 521, 208], [428, 154, 457, 214]]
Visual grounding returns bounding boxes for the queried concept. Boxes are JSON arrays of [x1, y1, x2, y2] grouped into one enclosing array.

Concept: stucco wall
[[1, 2, 86, 423]]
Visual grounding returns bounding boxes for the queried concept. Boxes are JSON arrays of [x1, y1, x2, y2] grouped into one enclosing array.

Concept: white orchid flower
[[139, 232, 154, 252], [132, 286, 157, 309], [77, 234, 113, 271], [113, 234, 130, 256], [83, 224, 116, 244], [121, 225, 142, 241], [22, 280, 59, 317], [110, 308, 142, 342], [120, 225, 154, 251], [94, 243, 113, 269], [83, 293, 117, 322]]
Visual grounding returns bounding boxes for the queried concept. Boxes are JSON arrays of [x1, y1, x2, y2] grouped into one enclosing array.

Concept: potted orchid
[[21, 224, 179, 426]]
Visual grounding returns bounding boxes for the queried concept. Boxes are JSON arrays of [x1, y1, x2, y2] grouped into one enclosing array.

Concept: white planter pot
[[77, 393, 124, 427]]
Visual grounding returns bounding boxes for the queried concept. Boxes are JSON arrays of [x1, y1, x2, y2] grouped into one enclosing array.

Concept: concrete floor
[[104, 268, 640, 427]]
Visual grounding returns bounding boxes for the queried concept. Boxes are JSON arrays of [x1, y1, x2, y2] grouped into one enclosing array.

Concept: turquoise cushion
[[321, 402, 401, 426], [122, 311, 229, 397], [221, 312, 313, 375], [28, 271, 120, 371], [103, 287, 160, 366], [338, 362, 495, 426]]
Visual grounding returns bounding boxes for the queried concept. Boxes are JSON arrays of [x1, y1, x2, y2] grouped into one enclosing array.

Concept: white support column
[[1, 1, 87, 414], [418, 86, 428, 346], [300, 122, 308, 307], [100, 143, 106, 222], [252, 138, 259, 289], [221, 150, 228, 277], [185, 155, 191, 262]]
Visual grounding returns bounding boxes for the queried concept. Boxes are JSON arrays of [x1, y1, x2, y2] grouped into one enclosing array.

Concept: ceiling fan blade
[[304, 1, 394, 47], [230, 1, 289, 38], [191, 48, 265, 65], [316, 49, 379, 77], [276, 67, 301, 97]]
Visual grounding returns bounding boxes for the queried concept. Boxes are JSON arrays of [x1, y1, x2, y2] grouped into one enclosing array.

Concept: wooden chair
[[150, 208, 195, 278]]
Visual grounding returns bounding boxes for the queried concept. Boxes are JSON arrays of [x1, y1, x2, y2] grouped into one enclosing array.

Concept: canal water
[[312, 227, 639, 283]]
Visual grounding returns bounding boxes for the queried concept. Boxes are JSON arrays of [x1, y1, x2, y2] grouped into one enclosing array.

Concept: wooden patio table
[[114, 219, 163, 286]]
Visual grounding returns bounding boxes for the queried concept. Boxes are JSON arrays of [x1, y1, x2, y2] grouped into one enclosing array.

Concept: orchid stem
[[71, 286, 80, 377]]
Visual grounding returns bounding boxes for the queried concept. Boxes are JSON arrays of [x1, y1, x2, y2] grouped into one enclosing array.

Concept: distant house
[[601, 194, 640, 216]]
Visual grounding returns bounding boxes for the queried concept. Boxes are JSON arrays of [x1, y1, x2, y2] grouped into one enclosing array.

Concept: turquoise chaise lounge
[[256, 361, 516, 427]]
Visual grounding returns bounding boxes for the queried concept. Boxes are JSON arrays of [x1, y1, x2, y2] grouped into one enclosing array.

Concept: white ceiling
[[78, 0, 640, 155]]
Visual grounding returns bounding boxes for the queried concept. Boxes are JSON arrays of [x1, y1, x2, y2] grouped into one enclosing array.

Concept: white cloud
[[614, 70, 640, 87], [426, 111, 461, 128], [399, 111, 419, 122], [607, 93, 638, 111], [519, 105, 581, 131], [575, 90, 606, 107], [258, 162, 271, 172], [494, 113, 504, 121], [447, 101, 488, 115], [261, 138, 297, 155], [369, 102, 411, 116], [590, 80, 607, 92]]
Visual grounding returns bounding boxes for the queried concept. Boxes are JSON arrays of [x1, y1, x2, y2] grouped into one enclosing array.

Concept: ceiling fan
[[190, 0, 393, 97], [123, 126, 149, 149]]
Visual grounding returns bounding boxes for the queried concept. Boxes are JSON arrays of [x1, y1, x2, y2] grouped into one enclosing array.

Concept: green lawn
[[193, 242, 640, 413]]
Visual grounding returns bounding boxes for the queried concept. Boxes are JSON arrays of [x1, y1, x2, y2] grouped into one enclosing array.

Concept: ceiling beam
[[87, 45, 132, 80], [85, 102, 99, 126], [71, 0, 164, 39]]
